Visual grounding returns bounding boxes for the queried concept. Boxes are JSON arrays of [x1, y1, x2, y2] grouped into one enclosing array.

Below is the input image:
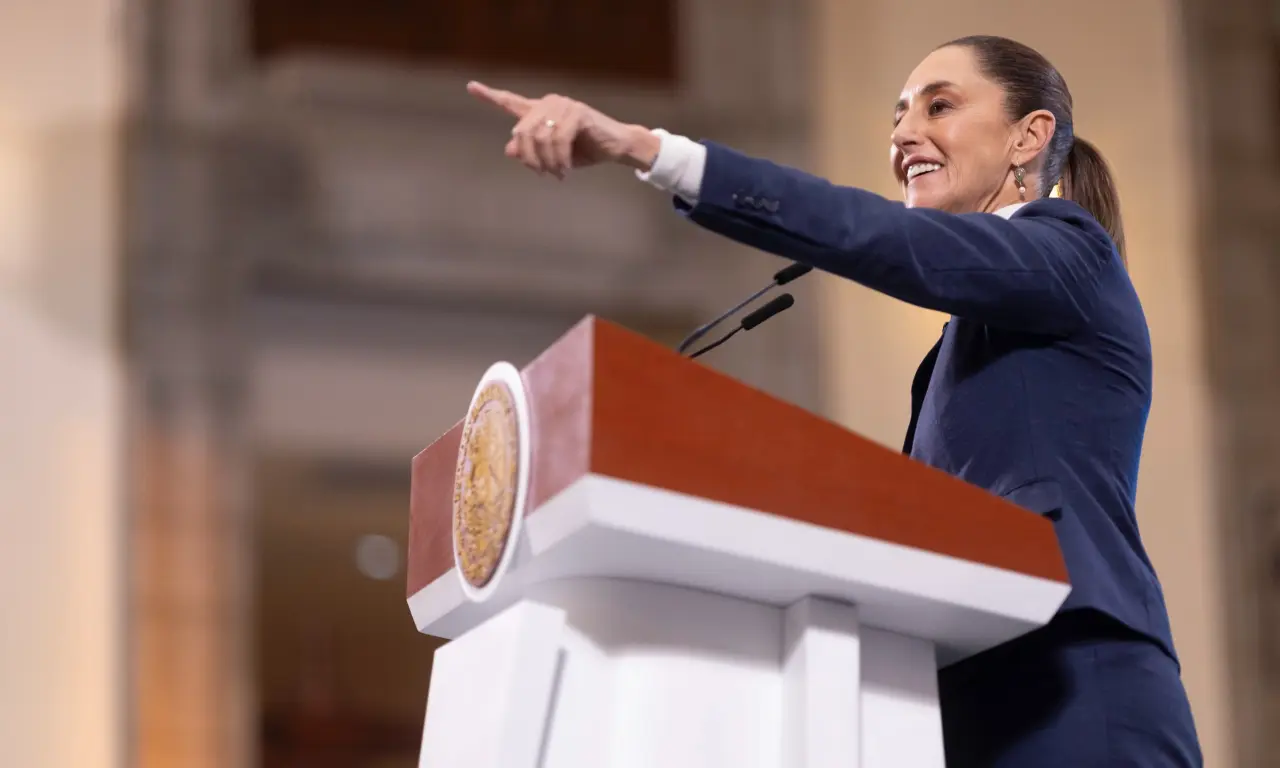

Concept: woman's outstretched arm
[[465, 83, 1119, 338], [640, 135, 1118, 337]]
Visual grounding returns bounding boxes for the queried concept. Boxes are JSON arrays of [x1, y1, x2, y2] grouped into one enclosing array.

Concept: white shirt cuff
[[635, 129, 707, 205]]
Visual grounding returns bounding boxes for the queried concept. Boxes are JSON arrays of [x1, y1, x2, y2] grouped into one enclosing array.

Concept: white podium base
[[419, 578, 945, 768]]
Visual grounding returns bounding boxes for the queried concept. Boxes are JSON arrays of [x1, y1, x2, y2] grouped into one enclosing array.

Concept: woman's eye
[[928, 100, 952, 116]]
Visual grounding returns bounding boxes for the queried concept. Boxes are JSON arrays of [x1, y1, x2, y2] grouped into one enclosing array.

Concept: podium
[[406, 316, 1070, 768]]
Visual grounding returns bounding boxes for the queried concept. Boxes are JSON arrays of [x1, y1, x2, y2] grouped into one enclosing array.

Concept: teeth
[[906, 162, 942, 180]]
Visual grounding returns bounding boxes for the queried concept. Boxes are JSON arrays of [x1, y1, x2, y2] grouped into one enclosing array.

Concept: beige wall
[[0, 1, 124, 766], [811, 1, 1232, 765]]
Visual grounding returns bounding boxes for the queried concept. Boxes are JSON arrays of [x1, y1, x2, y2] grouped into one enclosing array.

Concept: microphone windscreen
[[741, 293, 795, 330], [773, 263, 813, 285]]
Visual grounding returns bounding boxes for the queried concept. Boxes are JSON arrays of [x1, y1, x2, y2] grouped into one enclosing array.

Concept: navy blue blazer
[[676, 142, 1177, 663]]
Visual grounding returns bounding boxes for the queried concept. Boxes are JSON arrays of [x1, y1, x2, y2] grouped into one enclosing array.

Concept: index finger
[[467, 81, 532, 118]]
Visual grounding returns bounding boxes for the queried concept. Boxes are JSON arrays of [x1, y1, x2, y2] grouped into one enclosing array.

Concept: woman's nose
[[892, 111, 925, 150]]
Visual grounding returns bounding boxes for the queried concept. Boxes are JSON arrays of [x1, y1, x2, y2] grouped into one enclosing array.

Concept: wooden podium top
[[408, 316, 1067, 602]]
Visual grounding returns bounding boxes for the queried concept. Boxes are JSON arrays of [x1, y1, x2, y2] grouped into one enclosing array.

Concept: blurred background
[[1, 0, 1276, 766]]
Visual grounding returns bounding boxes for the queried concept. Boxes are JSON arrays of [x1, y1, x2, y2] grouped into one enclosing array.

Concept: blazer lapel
[[902, 323, 948, 455]]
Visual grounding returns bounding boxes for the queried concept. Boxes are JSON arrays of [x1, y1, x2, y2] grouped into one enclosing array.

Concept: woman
[[469, 35, 1202, 767]]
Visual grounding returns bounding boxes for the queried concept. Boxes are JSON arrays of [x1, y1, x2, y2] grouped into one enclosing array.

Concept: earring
[[1014, 166, 1027, 199]]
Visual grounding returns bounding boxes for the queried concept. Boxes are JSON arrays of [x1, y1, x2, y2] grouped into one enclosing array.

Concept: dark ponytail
[[942, 35, 1127, 265], [1060, 137, 1126, 263]]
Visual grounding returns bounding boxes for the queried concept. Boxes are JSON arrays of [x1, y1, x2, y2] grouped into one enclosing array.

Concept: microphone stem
[[676, 282, 775, 354], [689, 326, 742, 359]]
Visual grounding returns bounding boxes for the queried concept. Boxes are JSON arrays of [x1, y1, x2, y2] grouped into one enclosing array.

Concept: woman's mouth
[[905, 162, 943, 182]]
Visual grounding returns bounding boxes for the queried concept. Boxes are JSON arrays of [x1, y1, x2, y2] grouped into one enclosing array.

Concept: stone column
[[122, 103, 288, 768], [1178, 1, 1280, 764], [0, 1, 126, 767], [122, 1, 276, 763], [124, 129, 256, 766]]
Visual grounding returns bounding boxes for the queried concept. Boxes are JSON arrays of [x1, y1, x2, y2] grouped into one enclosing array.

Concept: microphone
[[676, 262, 812, 355], [689, 293, 795, 360]]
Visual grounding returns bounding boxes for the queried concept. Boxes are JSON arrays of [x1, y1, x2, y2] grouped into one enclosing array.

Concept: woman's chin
[[905, 192, 946, 210], [904, 180, 950, 210]]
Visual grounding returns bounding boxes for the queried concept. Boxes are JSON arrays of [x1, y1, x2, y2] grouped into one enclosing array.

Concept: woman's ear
[[1012, 109, 1056, 167]]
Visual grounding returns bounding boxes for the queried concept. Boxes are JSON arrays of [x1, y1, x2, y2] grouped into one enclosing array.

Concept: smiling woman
[[890, 37, 1126, 260], [464, 33, 1201, 768]]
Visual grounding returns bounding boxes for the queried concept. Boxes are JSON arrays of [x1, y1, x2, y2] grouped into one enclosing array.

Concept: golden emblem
[[452, 381, 522, 589]]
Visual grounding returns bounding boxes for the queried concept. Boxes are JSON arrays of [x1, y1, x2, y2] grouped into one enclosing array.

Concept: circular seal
[[451, 361, 531, 601]]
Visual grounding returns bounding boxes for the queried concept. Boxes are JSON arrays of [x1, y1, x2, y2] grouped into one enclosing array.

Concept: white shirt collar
[[994, 202, 1027, 219]]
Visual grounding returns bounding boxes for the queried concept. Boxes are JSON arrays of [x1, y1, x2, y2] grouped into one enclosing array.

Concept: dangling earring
[[1013, 166, 1027, 199]]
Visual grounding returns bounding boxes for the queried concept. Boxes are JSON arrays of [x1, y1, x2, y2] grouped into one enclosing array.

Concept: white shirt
[[635, 129, 1027, 219]]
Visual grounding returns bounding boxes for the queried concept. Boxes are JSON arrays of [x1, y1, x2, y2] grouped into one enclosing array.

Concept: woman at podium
[[468, 35, 1201, 768]]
